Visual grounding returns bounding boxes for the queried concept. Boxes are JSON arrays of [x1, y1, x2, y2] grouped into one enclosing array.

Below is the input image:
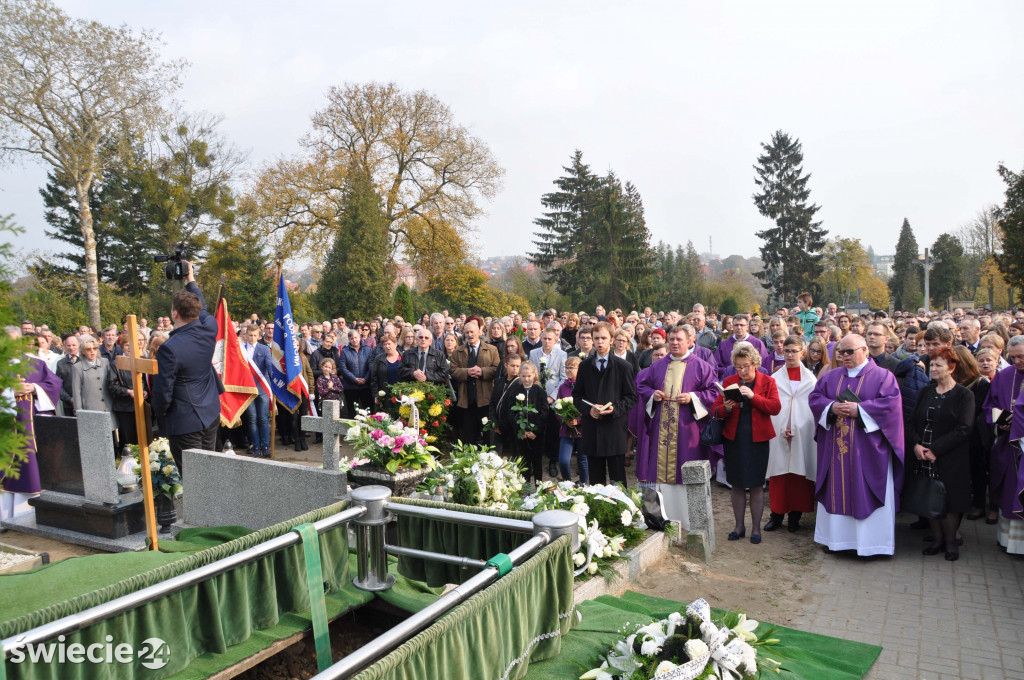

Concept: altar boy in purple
[[713, 314, 767, 380], [635, 326, 718, 529], [988, 335, 1024, 553], [1, 333, 62, 521], [809, 334, 904, 556]]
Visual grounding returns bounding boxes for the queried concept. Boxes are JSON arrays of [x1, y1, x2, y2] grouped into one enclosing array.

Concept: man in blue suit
[[240, 323, 275, 457], [152, 262, 221, 472]]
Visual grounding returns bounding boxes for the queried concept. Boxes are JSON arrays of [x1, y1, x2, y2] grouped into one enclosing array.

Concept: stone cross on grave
[[302, 399, 351, 471], [114, 314, 160, 550]]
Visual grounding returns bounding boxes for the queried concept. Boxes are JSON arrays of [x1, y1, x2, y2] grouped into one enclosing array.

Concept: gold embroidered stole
[[830, 373, 866, 515], [657, 358, 687, 484]]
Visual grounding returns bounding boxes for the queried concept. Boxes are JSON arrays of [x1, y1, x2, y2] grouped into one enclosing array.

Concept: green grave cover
[[522, 591, 883, 680]]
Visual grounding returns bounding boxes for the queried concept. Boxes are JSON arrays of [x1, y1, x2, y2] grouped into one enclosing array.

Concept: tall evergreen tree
[[530, 152, 655, 309], [993, 164, 1024, 294], [752, 131, 828, 307], [530, 150, 601, 306], [392, 283, 414, 322], [40, 168, 114, 281], [222, 220, 275, 320], [889, 218, 923, 310], [314, 165, 392, 319], [929, 233, 965, 309]]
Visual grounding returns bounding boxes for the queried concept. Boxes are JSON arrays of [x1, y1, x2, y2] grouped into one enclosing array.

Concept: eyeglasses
[[836, 347, 865, 356], [783, 349, 802, 354]]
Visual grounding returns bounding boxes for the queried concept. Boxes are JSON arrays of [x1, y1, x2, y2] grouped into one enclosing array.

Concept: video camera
[[154, 243, 191, 280]]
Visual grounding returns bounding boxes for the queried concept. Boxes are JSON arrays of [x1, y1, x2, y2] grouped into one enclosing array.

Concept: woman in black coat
[[908, 347, 975, 561], [952, 346, 993, 522], [108, 332, 148, 451]]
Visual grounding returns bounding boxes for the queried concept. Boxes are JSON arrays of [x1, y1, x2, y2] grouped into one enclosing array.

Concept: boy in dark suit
[[572, 322, 637, 485]]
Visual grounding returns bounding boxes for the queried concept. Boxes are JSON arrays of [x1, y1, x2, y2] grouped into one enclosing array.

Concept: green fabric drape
[[353, 535, 576, 680], [522, 592, 883, 680], [1, 503, 358, 680], [391, 497, 537, 586]]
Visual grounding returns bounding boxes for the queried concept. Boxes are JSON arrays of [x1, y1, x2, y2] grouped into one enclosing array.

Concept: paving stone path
[[791, 514, 1024, 680]]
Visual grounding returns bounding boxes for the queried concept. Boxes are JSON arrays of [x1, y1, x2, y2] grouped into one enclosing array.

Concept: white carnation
[[640, 639, 662, 656], [150, 461, 160, 471]]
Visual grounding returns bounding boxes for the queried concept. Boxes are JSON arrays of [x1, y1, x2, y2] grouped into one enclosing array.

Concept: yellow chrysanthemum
[[428, 404, 442, 417], [399, 405, 411, 418], [410, 391, 425, 402], [425, 435, 437, 443]]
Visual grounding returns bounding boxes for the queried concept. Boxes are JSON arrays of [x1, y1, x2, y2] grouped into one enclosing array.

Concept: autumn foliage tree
[[248, 82, 504, 271]]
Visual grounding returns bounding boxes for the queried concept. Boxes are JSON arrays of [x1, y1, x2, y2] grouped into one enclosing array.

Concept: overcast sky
[[2, 1, 1022, 268]]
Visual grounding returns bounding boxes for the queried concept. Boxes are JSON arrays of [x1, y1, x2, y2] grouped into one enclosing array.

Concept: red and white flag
[[212, 299, 259, 427]]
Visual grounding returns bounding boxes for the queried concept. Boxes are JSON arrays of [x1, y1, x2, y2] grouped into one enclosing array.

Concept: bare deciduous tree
[[0, 0, 186, 329]]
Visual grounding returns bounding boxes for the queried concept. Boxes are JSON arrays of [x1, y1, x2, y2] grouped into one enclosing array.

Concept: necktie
[[420, 351, 426, 371], [599, 358, 606, 372], [468, 345, 478, 404]]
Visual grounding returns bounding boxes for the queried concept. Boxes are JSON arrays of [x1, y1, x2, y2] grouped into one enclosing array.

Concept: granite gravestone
[[681, 460, 715, 562], [182, 434, 350, 531], [301, 400, 356, 471], [2, 410, 150, 550]]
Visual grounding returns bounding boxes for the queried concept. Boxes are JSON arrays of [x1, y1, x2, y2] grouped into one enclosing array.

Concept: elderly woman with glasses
[[712, 341, 782, 544]]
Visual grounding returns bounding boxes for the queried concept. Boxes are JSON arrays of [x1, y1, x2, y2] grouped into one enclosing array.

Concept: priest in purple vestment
[[809, 334, 904, 556], [1, 339, 62, 521], [713, 314, 768, 380], [635, 326, 718, 529], [987, 335, 1024, 552]]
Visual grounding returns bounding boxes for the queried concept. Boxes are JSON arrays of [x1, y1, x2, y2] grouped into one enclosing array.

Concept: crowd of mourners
[[9, 290, 1024, 562]]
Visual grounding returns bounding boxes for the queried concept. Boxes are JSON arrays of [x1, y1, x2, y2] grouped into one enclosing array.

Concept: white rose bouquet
[[520, 481, 647, 579], [418, 442, 525, 510], [579, 599, 782, 679], [131, 437, 182, 500]]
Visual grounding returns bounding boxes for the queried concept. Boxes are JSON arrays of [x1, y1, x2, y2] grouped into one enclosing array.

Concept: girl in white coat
[[765, 335, 818, 532]]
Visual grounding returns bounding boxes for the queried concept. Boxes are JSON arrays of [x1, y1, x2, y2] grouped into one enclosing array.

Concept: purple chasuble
[[984, 365, 1024, 519], [713, 335, 768, 380], [808, 360, 904, 520], [635, 354, 717, 484], [2, 356, 62, 494]]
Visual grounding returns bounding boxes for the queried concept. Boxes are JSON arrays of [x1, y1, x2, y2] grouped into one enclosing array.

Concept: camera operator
[[152, 261, 221, 473]]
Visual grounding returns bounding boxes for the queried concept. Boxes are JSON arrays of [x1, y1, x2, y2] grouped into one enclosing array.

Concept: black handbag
[[700, 417, 723, 447], [901, 461, 947, 518]]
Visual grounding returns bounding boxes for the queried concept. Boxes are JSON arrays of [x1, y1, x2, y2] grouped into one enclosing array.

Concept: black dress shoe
[[548, 462, 559, 478], [945, 551, 959, 561], [763, 515, 784, 532], [909, 518, 929, 530], [922, 545, 944, 556], [788, 521, 801, 533]]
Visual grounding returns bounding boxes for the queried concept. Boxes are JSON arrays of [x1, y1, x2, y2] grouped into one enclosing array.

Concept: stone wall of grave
[[182, 450, 348, 531]]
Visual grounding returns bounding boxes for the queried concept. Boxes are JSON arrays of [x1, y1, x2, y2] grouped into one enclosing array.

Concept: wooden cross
[[115, 315, 160, 551]]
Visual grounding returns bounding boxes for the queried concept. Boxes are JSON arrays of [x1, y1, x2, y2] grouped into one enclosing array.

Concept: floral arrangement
[[552, 396, 581, 437], [417, 442, 526, 510], [387, 381, 451, 442], [579, 598, 781, 680], [344, 410, 438, 473], [511, 391, 539, 439], [339, 456, 370, 473], [521, 481, 646, 578], [131, 438, 182, 500]]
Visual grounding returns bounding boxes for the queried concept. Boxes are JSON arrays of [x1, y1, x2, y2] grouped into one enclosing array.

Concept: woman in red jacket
[[712, 341, 782, 544]]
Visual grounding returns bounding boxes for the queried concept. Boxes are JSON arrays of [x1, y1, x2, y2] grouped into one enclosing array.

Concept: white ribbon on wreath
[[398, 394, 421, 431]]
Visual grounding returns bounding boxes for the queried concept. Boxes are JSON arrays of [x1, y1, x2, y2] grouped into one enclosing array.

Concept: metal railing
[[315, 485, 579, 679], [0, 505, 367, 658]]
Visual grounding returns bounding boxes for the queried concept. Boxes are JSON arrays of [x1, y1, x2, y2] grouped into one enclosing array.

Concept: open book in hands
[[714, 381, 744, 402], [581, 398, 614, 415]]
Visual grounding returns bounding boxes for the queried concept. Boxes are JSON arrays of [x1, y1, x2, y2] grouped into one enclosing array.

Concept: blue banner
[[271, 275, 303, 413]]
